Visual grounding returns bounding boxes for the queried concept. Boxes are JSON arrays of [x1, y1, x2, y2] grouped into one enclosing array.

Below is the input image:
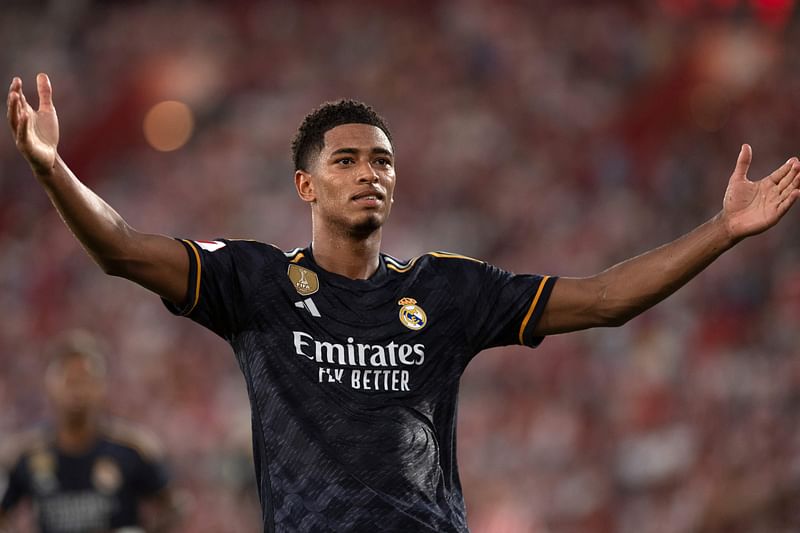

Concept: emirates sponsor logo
[[292, 331, 425, 392]]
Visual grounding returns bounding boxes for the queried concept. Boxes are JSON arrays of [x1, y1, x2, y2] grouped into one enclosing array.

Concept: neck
[[311, 225, 382, 279], [56, 413, 98, 454]]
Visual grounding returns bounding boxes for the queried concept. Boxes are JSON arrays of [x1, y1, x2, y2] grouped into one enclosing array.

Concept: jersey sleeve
[[440, 256, 557, 351], [162, 239, 269, 339], [0, 455, 28, 512]]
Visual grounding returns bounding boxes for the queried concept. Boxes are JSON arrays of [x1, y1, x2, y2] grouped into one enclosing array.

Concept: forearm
[[36, 155, 139, 274], [32, 156, 188, 303], [593, 212, 735, 324], [537, 146, 799, 336], [537, 213, 738, 334]]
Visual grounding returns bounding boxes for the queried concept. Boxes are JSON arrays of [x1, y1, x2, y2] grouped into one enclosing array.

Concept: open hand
[[7, 73, 59, 174], [722, 144, 800, 240]]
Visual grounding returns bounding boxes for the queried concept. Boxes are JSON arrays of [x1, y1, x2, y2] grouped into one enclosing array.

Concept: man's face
[[296, 124, 396, 237], [47, 356, 105, 422]]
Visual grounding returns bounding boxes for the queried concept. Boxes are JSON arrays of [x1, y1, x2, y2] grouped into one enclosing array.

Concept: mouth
[[351, 190, 386, 205]]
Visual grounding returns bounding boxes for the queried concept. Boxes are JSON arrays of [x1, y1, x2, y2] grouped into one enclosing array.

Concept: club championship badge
[[92, 457, 123, 494], [288, 264, 319, 296]]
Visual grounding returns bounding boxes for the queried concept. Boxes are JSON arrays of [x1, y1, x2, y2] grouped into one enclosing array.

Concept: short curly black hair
[[291, 99, 392, 171]]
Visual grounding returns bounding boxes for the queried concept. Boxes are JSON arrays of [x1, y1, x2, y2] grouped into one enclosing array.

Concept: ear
[[295, 170, 316, 203]]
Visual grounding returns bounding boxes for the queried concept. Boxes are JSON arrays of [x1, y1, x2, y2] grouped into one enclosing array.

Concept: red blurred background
[[1, 1, 799, 531]]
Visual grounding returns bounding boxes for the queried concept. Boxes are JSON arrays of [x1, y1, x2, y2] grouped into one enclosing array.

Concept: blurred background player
[[0, 331, 182, 533]]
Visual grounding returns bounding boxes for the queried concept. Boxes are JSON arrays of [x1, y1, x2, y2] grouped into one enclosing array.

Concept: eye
[[374, 158, 392, 167], [335, 157, 355, 165]]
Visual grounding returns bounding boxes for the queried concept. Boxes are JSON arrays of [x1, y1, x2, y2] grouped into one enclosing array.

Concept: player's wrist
[[712, 211, 741, 247], [31, 152, 61, 183]]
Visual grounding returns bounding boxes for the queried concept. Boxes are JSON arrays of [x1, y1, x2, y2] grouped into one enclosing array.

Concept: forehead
[[321, 124, 392, 154]]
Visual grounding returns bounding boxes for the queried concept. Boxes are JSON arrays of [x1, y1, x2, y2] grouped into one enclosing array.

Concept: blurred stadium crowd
[[1, 0, 800, 531]]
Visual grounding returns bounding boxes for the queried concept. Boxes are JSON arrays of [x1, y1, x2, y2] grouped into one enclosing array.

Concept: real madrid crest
[[92, 457, 123, 494], [398, 297, 427, 331], [287, 264, 319, 296]]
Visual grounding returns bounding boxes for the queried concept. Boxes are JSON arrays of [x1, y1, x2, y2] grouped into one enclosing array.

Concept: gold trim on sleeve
[[428, 251, 483, 263], [518, 276, 551, 344], [182, 240, 202, 315]]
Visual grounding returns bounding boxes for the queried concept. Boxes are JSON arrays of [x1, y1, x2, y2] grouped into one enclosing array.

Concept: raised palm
[[722, 144, 800, 239], [7, 74, 59, 174]]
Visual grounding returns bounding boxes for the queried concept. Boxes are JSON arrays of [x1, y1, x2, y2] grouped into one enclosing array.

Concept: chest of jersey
[[245, 261, 467, 396]]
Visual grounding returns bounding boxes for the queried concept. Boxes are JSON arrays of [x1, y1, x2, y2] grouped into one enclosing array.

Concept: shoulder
[[384, 250, 485, 275], [424, 251, 484, 265], [182, 238, 294, 275], [183, 238, 284, 257], [101, 419, 165, 463], [0, 428, 49, 469]]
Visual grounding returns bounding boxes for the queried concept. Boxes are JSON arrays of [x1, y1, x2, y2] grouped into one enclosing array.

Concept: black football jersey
[[164, 240, 556, 532], [0, 423, 169, 533]]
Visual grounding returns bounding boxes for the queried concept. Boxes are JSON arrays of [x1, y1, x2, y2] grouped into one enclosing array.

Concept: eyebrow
[[330, 147, 393, 158]]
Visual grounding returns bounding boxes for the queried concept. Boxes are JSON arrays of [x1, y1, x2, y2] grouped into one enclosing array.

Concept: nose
[[356, 161, 379, 183]]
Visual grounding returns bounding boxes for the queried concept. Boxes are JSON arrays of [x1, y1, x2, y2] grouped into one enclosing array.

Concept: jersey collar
[[302, 245, 389, 289]]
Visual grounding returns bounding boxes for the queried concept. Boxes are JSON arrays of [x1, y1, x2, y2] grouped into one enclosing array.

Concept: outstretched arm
[[7, 74, 188, 304], [534, 145, 800, 335]]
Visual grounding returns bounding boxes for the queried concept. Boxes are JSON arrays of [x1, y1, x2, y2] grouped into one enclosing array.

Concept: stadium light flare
[[143, 100, 195, 152]]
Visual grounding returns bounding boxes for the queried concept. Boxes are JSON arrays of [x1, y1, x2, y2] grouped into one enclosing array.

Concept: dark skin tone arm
[[9, 75, 800, 334], [535, 145, 800, 335], [6, 74, 188, 304]]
